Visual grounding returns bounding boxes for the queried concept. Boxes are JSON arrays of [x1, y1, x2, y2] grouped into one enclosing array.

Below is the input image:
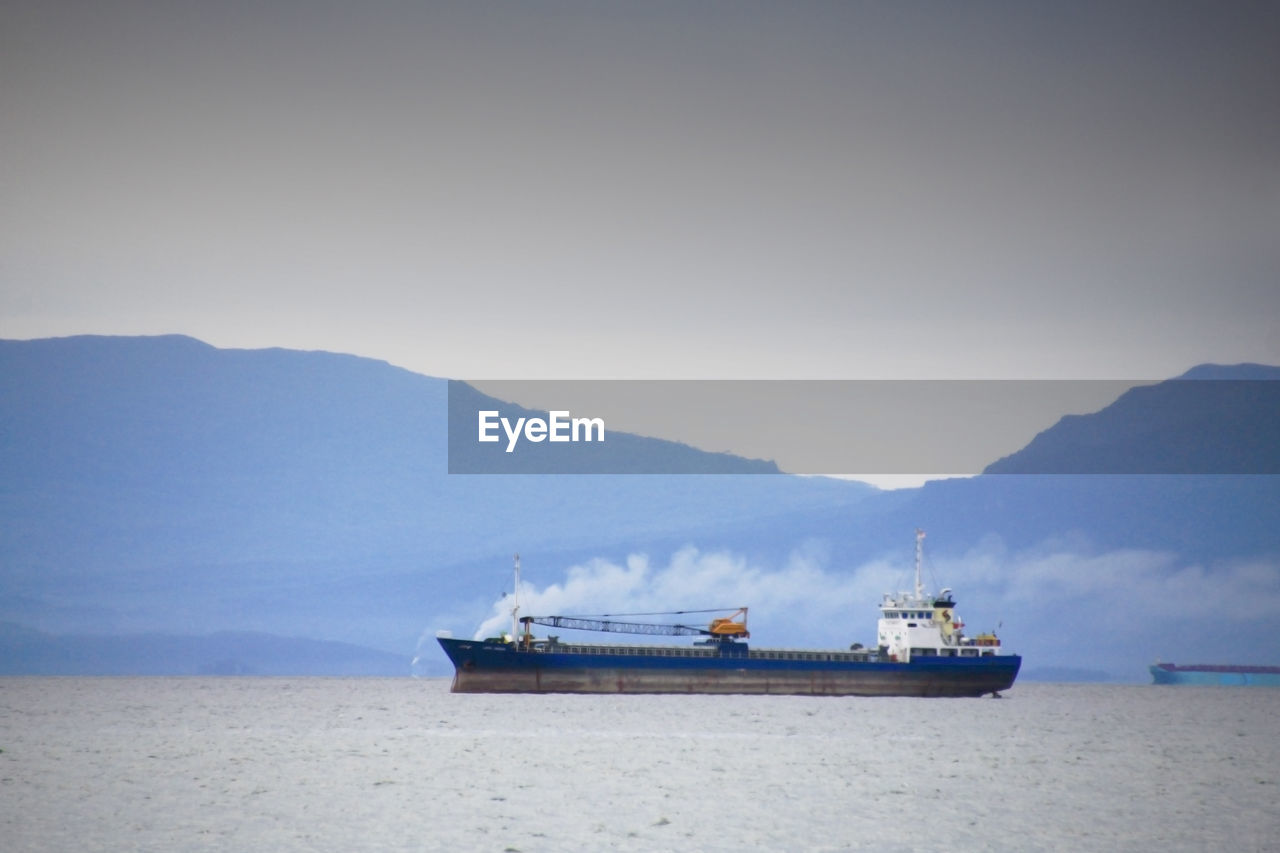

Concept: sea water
[[0, 678, 1275, 852]]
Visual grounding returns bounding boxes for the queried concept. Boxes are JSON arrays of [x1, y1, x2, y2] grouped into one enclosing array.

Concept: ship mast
[[510, 553, 521, 640], [914, 528, 925, 601]]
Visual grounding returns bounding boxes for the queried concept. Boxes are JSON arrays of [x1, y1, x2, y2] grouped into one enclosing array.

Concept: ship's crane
[[519, 607, 749, 641]]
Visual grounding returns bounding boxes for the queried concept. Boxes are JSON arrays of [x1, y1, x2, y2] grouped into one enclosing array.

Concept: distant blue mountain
[[984, 365, 1279, 474], [1, 336, 1276, 677]]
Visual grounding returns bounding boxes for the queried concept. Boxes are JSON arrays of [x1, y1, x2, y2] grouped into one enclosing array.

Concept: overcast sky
[[3, 0, 1277, 380]]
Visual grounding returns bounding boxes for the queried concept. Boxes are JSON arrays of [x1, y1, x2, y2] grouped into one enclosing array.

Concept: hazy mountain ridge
[[985, 365, 1279, 475], [1, 336, 1276, 677], [0, 336, 839, 577]]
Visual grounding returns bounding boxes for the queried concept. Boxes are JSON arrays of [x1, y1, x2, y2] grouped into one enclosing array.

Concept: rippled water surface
[[1, 678, 1276, 852]]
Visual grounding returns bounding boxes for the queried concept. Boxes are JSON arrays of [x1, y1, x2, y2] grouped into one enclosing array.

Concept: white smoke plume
[[472, 545, 903, 650]]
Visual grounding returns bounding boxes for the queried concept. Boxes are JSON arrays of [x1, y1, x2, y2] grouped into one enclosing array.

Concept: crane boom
[[520, 615, 709, 636], [520, 608, 749, 639]]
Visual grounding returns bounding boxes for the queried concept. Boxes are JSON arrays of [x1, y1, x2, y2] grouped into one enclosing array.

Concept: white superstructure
[[875, 529, 1003, 663]]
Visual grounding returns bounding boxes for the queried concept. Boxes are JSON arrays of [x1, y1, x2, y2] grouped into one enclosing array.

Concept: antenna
[[914, 529, 925, 600], [510, 553, 521, 640]]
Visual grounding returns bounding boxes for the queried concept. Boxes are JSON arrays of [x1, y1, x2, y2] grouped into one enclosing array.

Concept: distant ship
[[1149, 662, 1280, 687], [438, 530, 1021, 697]]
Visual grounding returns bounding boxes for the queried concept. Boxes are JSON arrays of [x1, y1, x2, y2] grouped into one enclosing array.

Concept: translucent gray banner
[[446, 378, 1278, 475]]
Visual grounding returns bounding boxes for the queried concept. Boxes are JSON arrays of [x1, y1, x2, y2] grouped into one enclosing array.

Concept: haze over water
[[2, 678, 1274, 852]]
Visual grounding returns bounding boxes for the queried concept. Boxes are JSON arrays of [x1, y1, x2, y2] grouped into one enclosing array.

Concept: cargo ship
[[438, 530, 1021, 696], [1149, 662, 1280, 687]]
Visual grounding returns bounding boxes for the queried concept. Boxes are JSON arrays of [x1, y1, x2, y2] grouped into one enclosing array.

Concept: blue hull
[[439, 637, 1021, 697]]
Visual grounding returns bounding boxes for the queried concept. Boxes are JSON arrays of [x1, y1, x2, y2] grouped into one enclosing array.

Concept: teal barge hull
[[1150, 663, 1280, 687]]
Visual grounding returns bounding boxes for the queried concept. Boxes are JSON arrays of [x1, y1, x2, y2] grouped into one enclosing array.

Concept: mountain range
[[1, 335, 1276, 679]]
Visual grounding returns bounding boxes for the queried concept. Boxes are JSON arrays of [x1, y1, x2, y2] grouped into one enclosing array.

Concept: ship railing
[[749, 649, 878, 663]]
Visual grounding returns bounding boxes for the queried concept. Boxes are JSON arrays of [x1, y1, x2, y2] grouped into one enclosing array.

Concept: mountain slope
[[984, 365, 1279, 474]]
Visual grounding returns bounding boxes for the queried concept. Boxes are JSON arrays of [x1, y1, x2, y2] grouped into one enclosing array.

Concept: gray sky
[[2, 0, 1278, 380]]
